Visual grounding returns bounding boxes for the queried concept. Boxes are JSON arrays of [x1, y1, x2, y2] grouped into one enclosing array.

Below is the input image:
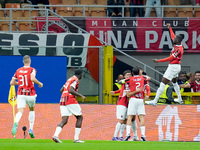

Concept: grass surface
[[0, 139, 200, 150]]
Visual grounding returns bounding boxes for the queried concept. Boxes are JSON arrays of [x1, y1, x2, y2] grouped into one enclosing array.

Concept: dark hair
[[179, 71, 186, 75], [74, 69, 82, 75], [123, 70, 131, 76], [176, 35, 183, 43], [142, 72, 147, 75], [132, 66, 140, 75], [195, 70, 200, 74]]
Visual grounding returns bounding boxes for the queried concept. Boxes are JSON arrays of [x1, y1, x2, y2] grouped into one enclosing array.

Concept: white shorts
[[17, 95, 37, 109], [127, 98, 145, 115], [163, 64, 181, 81], [116, 105, 127, 120], [60, 104, 82, 117]]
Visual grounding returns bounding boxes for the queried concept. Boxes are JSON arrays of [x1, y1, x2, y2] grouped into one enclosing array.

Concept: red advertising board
[[1, 104, 200, 141]]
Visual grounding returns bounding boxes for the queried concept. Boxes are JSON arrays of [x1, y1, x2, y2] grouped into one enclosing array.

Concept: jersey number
[[136, 82, 140, 89], [19, 75, 28, 86]]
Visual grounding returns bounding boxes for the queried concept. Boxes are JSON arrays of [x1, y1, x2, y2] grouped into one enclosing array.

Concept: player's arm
[[31, 73, 43, 88], [10, 77, 18, 85], [167, 23, 175, 40], [126, 88, 142, 98], [69, 86, 86, 102], [110, 89, 120, 95], [179, 83, 191, 88], [153, 55, 174, 63]]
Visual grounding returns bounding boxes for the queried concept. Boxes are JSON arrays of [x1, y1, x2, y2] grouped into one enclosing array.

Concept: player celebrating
[[124, 67, 147, 141], [146, 23, 184, 106], [110, 70, 132, 141], [10, 55, 43, 138], [52, 69, 85, 143]]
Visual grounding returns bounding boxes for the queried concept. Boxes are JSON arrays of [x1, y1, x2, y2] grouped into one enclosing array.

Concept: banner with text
[[36, 17, 200, 53], [0, 32, 90, 67]]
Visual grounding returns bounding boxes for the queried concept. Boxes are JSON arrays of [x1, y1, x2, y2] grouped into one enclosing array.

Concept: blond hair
[[23, 55, 31, 64]]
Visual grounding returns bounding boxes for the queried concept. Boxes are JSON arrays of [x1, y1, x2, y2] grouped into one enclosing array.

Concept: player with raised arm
[[124, 67, 147, 141], [146, 23, 184, 106], [10, 55, 43, 138], [52, 69, 85, 143]]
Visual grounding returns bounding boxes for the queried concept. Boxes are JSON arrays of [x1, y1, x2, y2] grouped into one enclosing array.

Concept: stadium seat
[[61, 0, 77, 5], [168, 0, 180, 5], [57, 7, 73, 16], [79, 0, 96, 5], [96, 0, 107, 5], [0, 17, 16, 31], [5, 3, 23, 19], [177, 7, 193, 17], [49, 0, 61, 11], [16, 17, 33, 31], [0, 7, 5, 17], [194, 8, 200, 17], [24, 9, 39, 17], [164, 8, 177, 17], [74, 7, 89, 16], [90, 7, 106, 17]]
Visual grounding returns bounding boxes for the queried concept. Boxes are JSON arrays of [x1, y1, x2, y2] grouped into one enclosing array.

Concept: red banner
[[1, 104, 200, 141], [36, 17, 200, 53]]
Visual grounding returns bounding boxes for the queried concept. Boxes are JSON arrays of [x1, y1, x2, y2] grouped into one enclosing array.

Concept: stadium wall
[[1, 104, 200, 142]]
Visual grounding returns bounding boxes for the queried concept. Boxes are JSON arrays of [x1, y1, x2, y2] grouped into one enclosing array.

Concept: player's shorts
[[127, 98, 145, 115], [116, 105, 127, 120], [163, 64, 181, 81], [60, 104, 82, 117], [17, 95, 37, 109]]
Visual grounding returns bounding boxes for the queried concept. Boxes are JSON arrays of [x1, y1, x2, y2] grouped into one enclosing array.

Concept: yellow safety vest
[[114, 83, 122, 90]]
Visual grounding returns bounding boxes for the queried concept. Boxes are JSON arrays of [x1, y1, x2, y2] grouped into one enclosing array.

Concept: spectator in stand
[[129, 0, 144, 17], [1, 0, 22, 8], [144, 0, 162, 17], [177, 71, 187, 92], [113, 74, 124, 91], [180, 0, 196, 5], [197, 0, 200, 5], [107, 0, 125, 17], [183, 72, 195, 92], [179, 71, 200, 92], [27, 0, 50, 9]]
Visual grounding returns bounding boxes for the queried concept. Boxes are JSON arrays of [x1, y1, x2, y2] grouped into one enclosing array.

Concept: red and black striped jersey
[[60, 75, 79, 106], [190, 81, 200, 92], [13, 66, 36, 96], [125, 75, 147, 99]]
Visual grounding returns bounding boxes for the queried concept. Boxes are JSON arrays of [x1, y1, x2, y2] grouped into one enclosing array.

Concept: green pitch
[[0, 139, 200, 150]]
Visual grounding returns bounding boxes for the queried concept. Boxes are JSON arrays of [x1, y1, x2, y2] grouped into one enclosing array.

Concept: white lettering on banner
[[192, 31, 200, 49], [159, 31, 173, 48], [122, 21, 127, 27], [133, 21, 138, 26], [156, 105, 182, 141], [194, 105, 200, 141], [92, 21, 98, 26], [185, 21, 189, 26], [123, 31, 137, 48], [152, 21, 157, 27], [0, 33, 90, 67], [146, 31, 158, 48], [107, 31, 121, 48]]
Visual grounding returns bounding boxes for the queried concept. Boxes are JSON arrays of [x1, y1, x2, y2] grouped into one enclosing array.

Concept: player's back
[[15, 66, 36, 96], [126, 75, 145, 99]]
